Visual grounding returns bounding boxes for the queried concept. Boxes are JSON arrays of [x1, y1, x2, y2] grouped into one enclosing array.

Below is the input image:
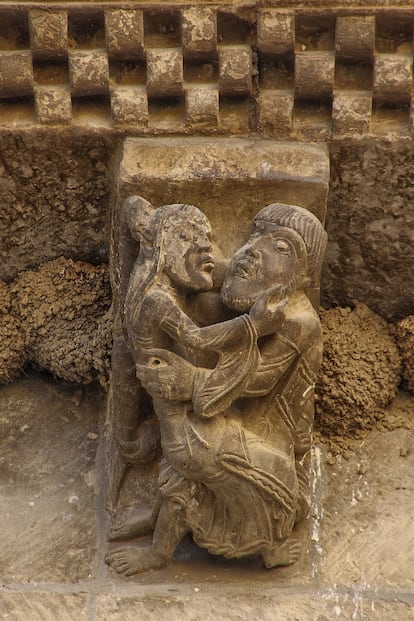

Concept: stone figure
[[106, 198, 327, 576]]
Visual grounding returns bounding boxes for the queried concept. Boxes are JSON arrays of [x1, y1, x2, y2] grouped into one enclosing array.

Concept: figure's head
[[124, 197, 215, 293], [221, 203, 327, 312], [160, 205, 214, 291]]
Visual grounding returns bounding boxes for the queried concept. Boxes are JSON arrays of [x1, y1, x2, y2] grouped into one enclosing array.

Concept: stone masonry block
[[257, 90, 294, 136], [374, 54, 413, 103], [146, 49, 183, 97], [295, 52, 335, 100], [185, 87, 219, 128], [118, 139, 329, 256], [35, 86, 72, 124], [0, 51, 33, 98], [257, 10, 295, 57], [105, 10, 144, 59], [69, 50, 109, 97], [29, 10, 68, 59], [335, 16, 375, 62], [219, 46, 252, 96], [182, 7, 217, 59], [332, 92, 372, 133], [111, 86, 148, 126]]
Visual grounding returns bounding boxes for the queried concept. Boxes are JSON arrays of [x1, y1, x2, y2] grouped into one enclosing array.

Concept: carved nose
[[199, 242, 212, 253]]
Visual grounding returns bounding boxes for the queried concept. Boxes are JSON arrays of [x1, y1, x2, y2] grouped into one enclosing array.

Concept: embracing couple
[[106, 198, 327, 576]]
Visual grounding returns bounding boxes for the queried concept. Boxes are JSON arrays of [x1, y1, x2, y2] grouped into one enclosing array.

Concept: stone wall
[[1, 3, 413, 620]]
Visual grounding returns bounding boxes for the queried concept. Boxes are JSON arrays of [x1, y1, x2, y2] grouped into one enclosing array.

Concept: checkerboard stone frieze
[[0, 5, 413, 134]]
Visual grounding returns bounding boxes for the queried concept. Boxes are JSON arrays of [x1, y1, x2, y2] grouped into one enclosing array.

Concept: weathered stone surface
[[105, 9, 144, 59], [110, 87, 148, 127], [29, 9, 68, 59], [0, 591, 88, 621], [321, 424, 414, 589], [95, 591, 414, 620], [392, 316, 414, 392], [182, 7, 217, 59], [0, 51, 33, 98], [69, 50, 109, 97], [335, 16, 375, 62], [0, 131, 114, 281], [146, 49, 184, 97], [257, 10, 295, 56], [295, 52, 335, 100], [185, 87, 219, 128], [35, 86, 72, 125], [0, 372, 103, 582], [322, 138, 414, 320], [316, 303, 401, 441], [257, 90, 294, 136], [332, 92, 372, 134], [374, 54, 412, 103], [219, 46, 252, 96]]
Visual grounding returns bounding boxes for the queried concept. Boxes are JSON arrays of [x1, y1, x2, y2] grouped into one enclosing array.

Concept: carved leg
[[105, 498, 189, 576], [261, 537, 301, 569], [108, 496, 161, 541]]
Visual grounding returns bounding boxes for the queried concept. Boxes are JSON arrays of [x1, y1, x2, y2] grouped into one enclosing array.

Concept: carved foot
[[105, 545, 169, 576], [261, 538, 301, 568], [108, 506, 156, 541]]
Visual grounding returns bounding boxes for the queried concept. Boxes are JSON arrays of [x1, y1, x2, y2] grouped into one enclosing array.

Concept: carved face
[[221, 224, 308, 312], [164, 220, 215, 291]]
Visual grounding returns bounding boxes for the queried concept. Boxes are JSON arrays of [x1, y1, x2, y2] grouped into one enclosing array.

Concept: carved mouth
[[199, 256, 215, 273]]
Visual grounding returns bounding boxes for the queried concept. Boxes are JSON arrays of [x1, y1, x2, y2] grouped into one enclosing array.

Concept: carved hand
[[136, 350, 197, 402], [249, 286, 288, 336]]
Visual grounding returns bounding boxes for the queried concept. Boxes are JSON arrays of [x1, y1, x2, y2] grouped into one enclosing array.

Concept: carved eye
[[274, 238, 291, 254]]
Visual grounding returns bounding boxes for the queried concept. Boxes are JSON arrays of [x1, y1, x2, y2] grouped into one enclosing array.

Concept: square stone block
[[185, 87, 219, 128], [105, 9, 144, 59], [332, 91, 372, 133], [111, 86, 148, 127], [335, 16, 375, 62], [29, 9, 68, 59], [295, 52, 335, 100], [219, 46, 252, 96], [257, 89, 294, 136], [69, 50, 109, 97], [257, 10, 295, 56], [35, 86, 72, 124], [374, 54, 413, 103], [0, 51, 34, 98], [182, 7, 217, 59], [146, 49, 183, 97]]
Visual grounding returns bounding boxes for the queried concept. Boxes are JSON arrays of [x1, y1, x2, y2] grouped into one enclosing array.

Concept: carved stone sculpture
[[106, 198, 327, 576]]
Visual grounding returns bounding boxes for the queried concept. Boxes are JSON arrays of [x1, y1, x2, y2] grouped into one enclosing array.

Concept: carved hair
[[124, 200, 210, 333], [253, 203, 327, 289]]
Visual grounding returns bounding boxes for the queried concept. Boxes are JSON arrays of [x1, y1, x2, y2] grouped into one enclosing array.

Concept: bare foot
[[108, 506, 156, 541], [261, 538, 301, 568], [105, 545, 168, 576]]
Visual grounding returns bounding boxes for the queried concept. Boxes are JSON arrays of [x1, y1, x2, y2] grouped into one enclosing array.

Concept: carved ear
[[123, 195, 154, 243]]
